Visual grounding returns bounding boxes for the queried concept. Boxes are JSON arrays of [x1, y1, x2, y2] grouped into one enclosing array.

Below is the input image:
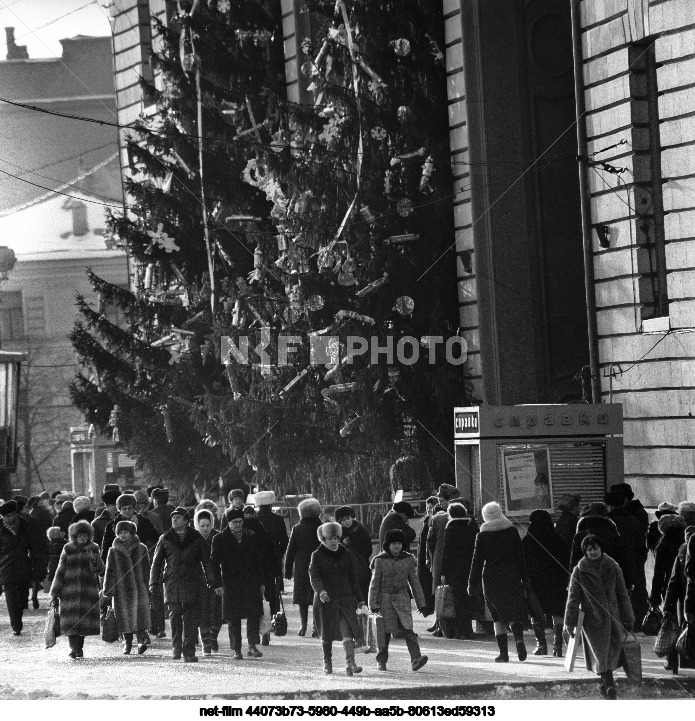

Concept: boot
[[552, 623, 564, 658], [247, 644, 263, 658], [665, 648, 679, 674], [601, 671, 616, 699], [123, 634, 133, 655], [68, 635, 80, 660], [343, 639, 362, 676], [298, 604, 308, 636], [323, 642, 333, 674], [261, 632, 270, 646], [532, 623, 548, 655], [511, 622, 527, 661], [494, 633, 509, 662], [404, 631, 426, 671]]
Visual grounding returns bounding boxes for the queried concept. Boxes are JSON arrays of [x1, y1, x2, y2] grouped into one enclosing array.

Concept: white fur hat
[[254, 490, 276, 506], [482, 501, 504, 522]]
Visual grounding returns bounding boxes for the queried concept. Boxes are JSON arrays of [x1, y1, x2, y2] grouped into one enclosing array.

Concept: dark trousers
[[265, 577, 280, 615], [200, 587, 222, 647], [228, 615, 261, 651], [68, 634, 84, 652], [376, 628, 421, 665], [150, 583, 166, 635], [2, 583, 28, 633], [168, 600, 200, 657]]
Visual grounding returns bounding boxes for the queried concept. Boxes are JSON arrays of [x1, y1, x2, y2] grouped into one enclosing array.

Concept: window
[[630, 38, 669, 319], [0, 291, 25, 341]]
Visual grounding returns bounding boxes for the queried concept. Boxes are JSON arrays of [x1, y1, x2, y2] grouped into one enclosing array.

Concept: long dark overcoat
[[564, 554, 634, 674], [417, 515, 434, 612], [0, 516, 43, 585], [49, 540, 104, 636], [340, 520, 373, 599], [368, 550, 424, 633], [285, 516, 322, 605], [104, 536, 151, 633], [199, 529, 222, 629], [664, 526, 693, 623], [378, 510, 416, 552], [309, 543, 363, 642], [554, 510, 579, 547], [426, 511, 449, 594], [440, 517, 478, 617], [149, 527, 212, 603], [468, 519, 528, 624], [521, 525, 570, 617], [211, 527, 264, 620], [650, 526, 686, 605], [90, 508, 113, 549], [257, 506, 289, 577]]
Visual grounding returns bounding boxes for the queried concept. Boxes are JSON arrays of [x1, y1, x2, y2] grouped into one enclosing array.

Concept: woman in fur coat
[[368, 528, 428, 672], [309, 521, 367, 676], [285, 497, 322, 636], [468, 502, 529, 663], [103, 520, 152, 655], [650, 513, 687, 607], [194, 509, 222, 654], [564, 534, 634, 699], [49, 520, 104, 659]]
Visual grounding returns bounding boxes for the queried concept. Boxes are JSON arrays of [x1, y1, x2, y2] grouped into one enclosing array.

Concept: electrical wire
[[0, 1, 96, 47]]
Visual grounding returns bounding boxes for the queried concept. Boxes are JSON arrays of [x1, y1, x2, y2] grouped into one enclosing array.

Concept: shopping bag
[[434, 584, 456, 620], [654, 614, 680, 657], [620, 632, 642, 685], [44, 608, 60, 649], [258, 600, 272, 636], [101, 606, 118, 643], [367, 613, 385, 650], [641, 605, 663, 636], [676, 622, 695, 660], [564, 609, 585, 672], [271, 593, 287, 637]]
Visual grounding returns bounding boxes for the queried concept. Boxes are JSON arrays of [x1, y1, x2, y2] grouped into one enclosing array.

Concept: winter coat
[[368, 550, 424, 633], [91, 508, 113, 549], [285, 516, 322, 605], [554, 510, 579, 548], [49, 540, 104, 636], [378, 510, 416, 553], [199, 529, 222, 629], [570, 515, 634, 587], [73, 509, 95, 524], [309, 543, 364, 642], [564, 553, 634, 674], [417, 515, 434, 612], [257, 506, 289, 577], [650, 525, 686, 606], [440, 517, 478, 617], [102, 512, 161, 561], [46, 536, 66, 585], [29, 505, 53, 534], [522, 522, 570, 618], [608, 507, 645, 573], [468, 517, 528, 624], [243, 517, 276, 590], [426, 511, 449, 594], [211, 527, 264, 620], [149, 527, 213, 604], [0, 516, 44, 585], [23, 514, 49, 581], [664, 526, 694, 623], [146, 504, 176, 536], [53, 506, 75, 535], [627, 499, 649, 554], [340, 520, 373, 599], [684, 527, 695, 618], [647, 519, 662, 553], [104, 536, 151, 633]]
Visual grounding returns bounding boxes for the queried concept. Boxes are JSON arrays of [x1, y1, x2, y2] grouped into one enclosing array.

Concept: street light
[[0, 350, 26, 499]]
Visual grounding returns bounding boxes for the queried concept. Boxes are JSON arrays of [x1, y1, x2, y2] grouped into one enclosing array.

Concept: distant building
[[0, 34, 127, 495]]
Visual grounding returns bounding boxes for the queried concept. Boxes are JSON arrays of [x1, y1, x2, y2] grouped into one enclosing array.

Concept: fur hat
[[229, 489, 246, 501], [68, 520, 93, 541], [243, 505, 257, 517], [298, 497, 321, 519], [658, 513, 687, 534], [147, 484, 163, 496], [47, 526, 64, 540], [133, 489, 149, 506], [383, 528, 406, 549], [225, 507, 245, 522], [582, 501, 608, 518], [610, 482, 634, 500], [392, 501, 415, 518], [0, 500, 18, 516], [677, 501, 695, 524], [12, 495, 27, 512], [317, 521, 342, 541], [55, 492, 74, 503], [38, 491, 50, 502], [60, 500, 75, 515], [437, 483, 461, 501], [116, 494, 137, 510], [254, 490, 275, 506], [194, 508, 214, 531], [152, 487, 170, 502], [448, 502, 467, 519], [481, 501, 504, 523], [101, 489, 120, 506], [656, 502, 677, 518], [115, 520, 136, 535], [73, 496, 91, 513], [195, 499, 218, 514], [103, 483, 120, 494], [334, 505, 355, 521], [170, 506, 190, 521]]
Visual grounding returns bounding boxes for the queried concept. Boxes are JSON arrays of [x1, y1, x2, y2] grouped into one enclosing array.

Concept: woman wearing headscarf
[[522, 509, 570, 657], [103, 520, 151, 655], [194, 508, 222, 655], [564, 534, 634, 699], [309, 521, 367, 675], [468, 501, 529, 662], [49, 520, 104, 658], [285, 498, 322, 636]]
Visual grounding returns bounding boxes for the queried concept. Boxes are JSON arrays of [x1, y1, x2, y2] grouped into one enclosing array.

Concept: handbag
[[43, 607, 60, 649], [654, 614, 681, 657], [434, 584, 456, 620], [271, 593, 287, 637], [101, 606, 118, 644], [367, 612, 385, 650], [620, 632, 643, 685], [258, 600, 272, 636], [676, 622, 695, 660], [641, 605, 663, 636], [564, 608, 585, 672]]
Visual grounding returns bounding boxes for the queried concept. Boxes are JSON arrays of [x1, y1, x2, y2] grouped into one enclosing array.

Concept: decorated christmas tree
[[71, 0, 472, 503]]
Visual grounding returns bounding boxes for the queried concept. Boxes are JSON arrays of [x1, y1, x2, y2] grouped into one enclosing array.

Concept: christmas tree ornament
[[217, 0, 230, 12], [179, 25, 198, 74], [163, 404, 174, 443], [419, 155, 435, 194], [370, 126, 387, 141], [397, 105, 415, 124], [336, 309, 375, 325], [390, 38, 411, 56], [425, 33, 445, 66], [339, 414, 361, 437], [279, 367, 310, 398], [384, 169, 392, 195], [144, 263, 155, 290], [397, 198, 414, 217], [109, 404, 120, 443], [394, 296, 415, 316], [355, 273, 388, 297], [146, 223, 180, 253], [305, 294, 325, 311], [391, 147, 427, 166], [360, 205, 376, 223], [321, 382, 356, 399], [337, 257, 357, 286], [385, 233, 419, 246], [248, 246, 264, 283]]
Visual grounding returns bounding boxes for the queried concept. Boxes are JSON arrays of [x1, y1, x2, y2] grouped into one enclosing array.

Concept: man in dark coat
[[0, 501, 43, 635], [146, 487, 176, 536], [243, 507, 276, 645], [14, 496, 49, 610], [554, 493, 581, 547], [211, 508, 266, 660], [91, 489, 119, 550], [417, 496, 439, 622], [254, 490, 289, 617], [100, 494, 160, 563], [149, 507, 213, 662], [29, 492, 54, 533], [378, 502, 416, 553]]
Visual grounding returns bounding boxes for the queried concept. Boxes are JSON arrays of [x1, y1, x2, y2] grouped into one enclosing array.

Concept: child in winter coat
[[45, 526, 66, 591], [368, 528, 429, 672]]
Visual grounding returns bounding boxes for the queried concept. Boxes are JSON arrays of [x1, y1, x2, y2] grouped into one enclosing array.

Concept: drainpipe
[[570, 0, 602, 404]]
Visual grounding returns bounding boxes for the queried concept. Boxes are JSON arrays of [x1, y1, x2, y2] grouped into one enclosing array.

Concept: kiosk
[[453, 404, 623, 520]]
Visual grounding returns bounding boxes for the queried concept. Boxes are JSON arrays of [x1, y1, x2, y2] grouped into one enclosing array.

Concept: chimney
[[5, 27, 29, 60]]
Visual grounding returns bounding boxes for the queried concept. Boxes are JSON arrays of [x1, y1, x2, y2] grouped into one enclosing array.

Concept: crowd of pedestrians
[[1, 480, 695, 695]]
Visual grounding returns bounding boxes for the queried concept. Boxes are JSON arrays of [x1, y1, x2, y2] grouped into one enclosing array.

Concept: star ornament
[[147, 223, 180, 253]]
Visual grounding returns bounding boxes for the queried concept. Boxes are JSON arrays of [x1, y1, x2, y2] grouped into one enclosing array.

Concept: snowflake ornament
[[147, 223, 180, 253], [371, 126, 387, 141], [217, 0, 230, 12]]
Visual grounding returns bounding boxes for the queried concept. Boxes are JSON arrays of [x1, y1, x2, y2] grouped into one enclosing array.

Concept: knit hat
[[116, 494, 137, 510], [73, 496, 91, 513], [677, 501, 695, 524], [0, 500, 18, 516], [481, 501, 504, 523], [384, 528, 406, 548], [392, 501, 414, 518], [170, 506, 190, 521], [437, 483, 461, 501], [656, 502, 677, 518], [334, 505, 355, 521], [448, 502, 467, 519], [152, 487, 170, 502], [658, 514, 687, 534], [133, 489, 149, 506], [229, 489, 246, 501], [101, 489, 120, 506], [225, 507, 245, 521], [254, 490, 275, 506], [115, 520, 136, 535]]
